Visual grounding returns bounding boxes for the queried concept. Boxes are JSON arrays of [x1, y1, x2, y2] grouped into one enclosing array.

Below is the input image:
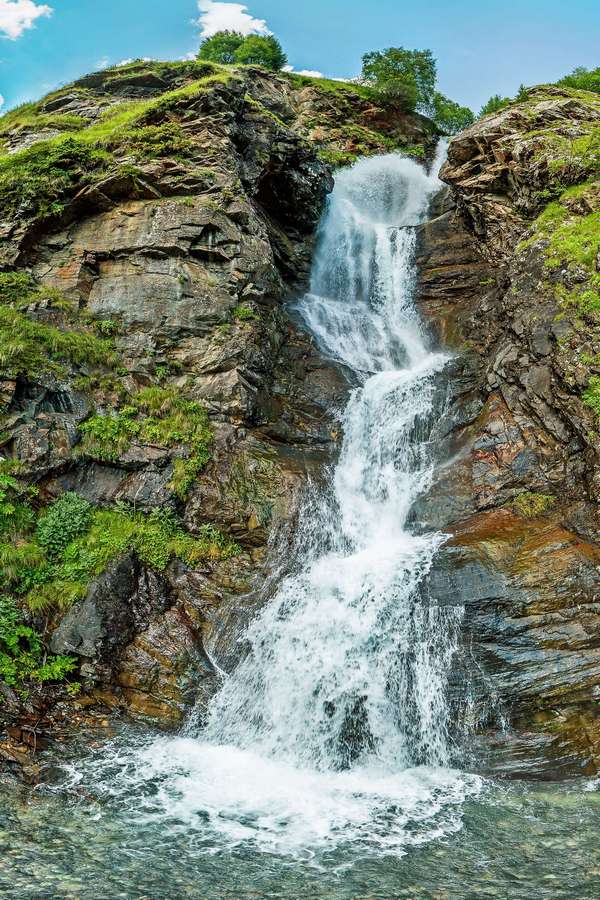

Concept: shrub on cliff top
[[198, 31, 287, 71], [558, 66, 600, 95], [198, 30, 245, 64], [234, 35, 287, 71], [361, 47, 436, 112]]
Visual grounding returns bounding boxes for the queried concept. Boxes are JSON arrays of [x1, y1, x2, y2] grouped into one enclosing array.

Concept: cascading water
[[63, 147, 481, 856], [201, 149, 456, 771]]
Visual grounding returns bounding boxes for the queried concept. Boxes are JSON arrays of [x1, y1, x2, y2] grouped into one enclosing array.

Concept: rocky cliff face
[[417, 85, 600, 775], [4, 60, 598, 783], [0, 59, 434, 762]]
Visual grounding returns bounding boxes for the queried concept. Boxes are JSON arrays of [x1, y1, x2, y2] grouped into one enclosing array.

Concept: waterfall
[[68, 147, 481, 856], [201, 151, 455, 770]]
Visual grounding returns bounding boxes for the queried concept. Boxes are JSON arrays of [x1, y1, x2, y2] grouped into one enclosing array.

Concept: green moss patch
[[511, 492, 557, 518]]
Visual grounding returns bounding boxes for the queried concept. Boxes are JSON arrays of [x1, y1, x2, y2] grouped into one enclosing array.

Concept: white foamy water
[[64, 147, 481, 855]]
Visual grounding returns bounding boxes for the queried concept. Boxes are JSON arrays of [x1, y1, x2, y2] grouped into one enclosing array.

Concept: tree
[[479, 94, 511, 118], [361, 47, 436, 111], [558, 66, 600, 94], [198, 30, 245, 64], [431, 92, 474, 135], [234, 35, 287, 71]]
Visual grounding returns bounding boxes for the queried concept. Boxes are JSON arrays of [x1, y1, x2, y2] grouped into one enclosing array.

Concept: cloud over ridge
[[196, 1, 270, 38]]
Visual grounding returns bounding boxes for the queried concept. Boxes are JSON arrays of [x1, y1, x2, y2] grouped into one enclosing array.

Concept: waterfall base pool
[[2, 763, 600, 899]]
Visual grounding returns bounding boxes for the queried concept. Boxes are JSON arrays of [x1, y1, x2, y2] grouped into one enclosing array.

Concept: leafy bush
[[25, 505, 239, 612], [431, 92, 474, 134], [198, 31, 287, 71], [198, 30, 246, 64], [234, 35, 287, 71], [0, 594, 76, 689], [233, 303, 259, 322], [78, 409, 138, 462], [0, 467, 37, 538], [361, 47, 436, 112], [36, 493, 92, 558]]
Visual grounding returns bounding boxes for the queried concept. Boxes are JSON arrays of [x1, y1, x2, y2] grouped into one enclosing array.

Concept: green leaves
[[0, 594, 76, 688], [198, 31, 287, 71], [361, 47, 436, 112], [79, 388, 214, 497], [36, 493, 92, 559]]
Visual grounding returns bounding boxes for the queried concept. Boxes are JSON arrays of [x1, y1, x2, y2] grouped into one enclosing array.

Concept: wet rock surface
[[417, 85, 600, 774]]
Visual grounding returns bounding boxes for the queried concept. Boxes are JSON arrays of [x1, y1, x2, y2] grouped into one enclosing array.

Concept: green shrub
[[0, 467, 37, 538], [78, 409, 138, 462], [198, 30, 245, 64], [234, 35, 287, 71], [25, 505, 239, 612], [233, 303, 259, 322], [36, 493, 92, 558], [583, 376, 600, 416], [0, 594, 76, 689], [557, 66, 600, 95]]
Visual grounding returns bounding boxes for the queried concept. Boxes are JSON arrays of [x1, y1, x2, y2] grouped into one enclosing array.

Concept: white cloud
[[196, 1, 270, 38], [0, 93, 4, 108], [283, 65, 324, 79], [95, 56, 110, 70], [116, 56, 153, 66], [0, 0, 52, 40]]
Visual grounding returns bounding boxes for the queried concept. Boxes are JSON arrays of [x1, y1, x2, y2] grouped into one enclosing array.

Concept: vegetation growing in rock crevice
[[0, 306, 115, 379], [511, 492, 556, 518], [1, 475, 239, 622], [0, 594, 76, 691], [79, 386, 213, 486]]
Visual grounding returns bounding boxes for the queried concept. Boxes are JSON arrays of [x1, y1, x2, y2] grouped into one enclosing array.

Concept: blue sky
[[1, 0, 598, 113]]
